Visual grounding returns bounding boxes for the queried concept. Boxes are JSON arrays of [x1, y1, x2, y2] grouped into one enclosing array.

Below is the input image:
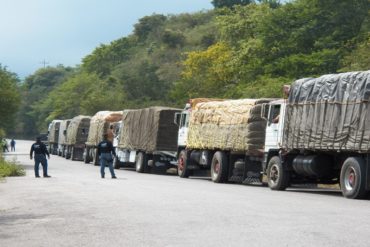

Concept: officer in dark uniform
[[30, 136, 51, 178], [97, 133, 117, 179]]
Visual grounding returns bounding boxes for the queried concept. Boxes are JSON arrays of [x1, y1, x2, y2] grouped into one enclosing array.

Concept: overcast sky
[[0, 0, 212, 79]]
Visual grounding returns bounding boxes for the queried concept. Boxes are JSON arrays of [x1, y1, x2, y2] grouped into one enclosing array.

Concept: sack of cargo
[[118, 107, 181, 152], [187, 98, 274, 152]]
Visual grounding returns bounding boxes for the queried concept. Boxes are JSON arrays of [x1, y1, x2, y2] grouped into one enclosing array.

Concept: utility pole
[[40, 59, 49, 68]]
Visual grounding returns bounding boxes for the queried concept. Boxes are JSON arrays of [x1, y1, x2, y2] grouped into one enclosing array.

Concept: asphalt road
[[1, 140, 370, 247]]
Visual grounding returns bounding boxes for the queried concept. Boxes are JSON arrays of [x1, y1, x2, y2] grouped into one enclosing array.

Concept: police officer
[[30, 136, 51, 178], [97, 133, 117, 179]]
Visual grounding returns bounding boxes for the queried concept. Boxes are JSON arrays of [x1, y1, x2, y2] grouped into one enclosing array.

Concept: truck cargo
[[47, 120, 61, 155], [176, 98, 274, 183], [84, 111, 123, 165], [65, 115, 91, 161], [114, 107, 180, 173], [263, 70, 370, 199], [57, 119, 71, 157]]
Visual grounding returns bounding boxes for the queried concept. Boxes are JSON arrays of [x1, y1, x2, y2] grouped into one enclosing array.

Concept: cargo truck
[[114, 107, 180, 173], [65, 115, 91, 161], [175, 98, 274, 183], [84, 111, 123, 165], [262, 71, 370, 199], [47, 120, 62, 155], [57, 119, 71, 157]]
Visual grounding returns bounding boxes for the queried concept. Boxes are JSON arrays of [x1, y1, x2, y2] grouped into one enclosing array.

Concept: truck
[[262, 71, 370, 199], [114, 107, 181, 173], [47, 120, 62, 155], [177, 71, 370, 199], [175, 98, 274, 184], [84, 111, 123, 165], [57, 119, 71, 157], [65, 115, 91, 161]]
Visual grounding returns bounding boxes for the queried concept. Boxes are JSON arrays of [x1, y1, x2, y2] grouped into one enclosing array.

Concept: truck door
[[264, 104, 281, 150], [177, 112, 189, 147]]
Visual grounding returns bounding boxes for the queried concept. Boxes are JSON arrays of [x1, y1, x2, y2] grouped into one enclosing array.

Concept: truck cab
[[174, 103, 190, 151], [264, 99, 286, 153]]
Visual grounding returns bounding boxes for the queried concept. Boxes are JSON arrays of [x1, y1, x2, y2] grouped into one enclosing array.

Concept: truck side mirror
[[63, 130, 67, 135], [174, 112, 181, 126]]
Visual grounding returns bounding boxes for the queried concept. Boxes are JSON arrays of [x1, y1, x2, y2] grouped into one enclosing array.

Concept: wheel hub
[[344, 167, 356, 191], [269, 165, 279, 184]]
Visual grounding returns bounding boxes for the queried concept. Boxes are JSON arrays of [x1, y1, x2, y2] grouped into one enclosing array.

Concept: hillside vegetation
[[8, 0, 369, 138]]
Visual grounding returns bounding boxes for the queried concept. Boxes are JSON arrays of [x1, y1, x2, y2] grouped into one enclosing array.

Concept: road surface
[[1, 140, 370, 247]]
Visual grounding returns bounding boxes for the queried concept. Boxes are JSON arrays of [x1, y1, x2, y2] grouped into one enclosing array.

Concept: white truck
[[176, 71, 370, 199], [262, 71, 370, 199], [57, 119, 71, 157], [175, 98, 273, 183], [84, 111, 123, 165], [47, 120, 62, 155], [65, 115, 91, 161], [113, 107, 180, 173]]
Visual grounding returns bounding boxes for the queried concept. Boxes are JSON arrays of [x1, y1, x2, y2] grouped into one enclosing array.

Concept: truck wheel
[[267, 156, 289, 190], [113, 156, 121, 169], [83, 148, 90, 164], [136, 152, 147, 173], [340, 157, 367, 199], [211, 151, 228, 183], [178, 150, 190, 178]]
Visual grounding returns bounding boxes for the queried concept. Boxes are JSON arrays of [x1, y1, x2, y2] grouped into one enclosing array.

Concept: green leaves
[[0, 65, 20, 134]]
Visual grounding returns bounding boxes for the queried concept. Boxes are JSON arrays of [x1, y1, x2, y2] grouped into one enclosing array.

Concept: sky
[[0, 0, 213, 79]]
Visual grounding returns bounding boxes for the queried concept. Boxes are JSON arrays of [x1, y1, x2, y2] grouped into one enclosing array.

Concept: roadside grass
[[0, 153, 26, 180]]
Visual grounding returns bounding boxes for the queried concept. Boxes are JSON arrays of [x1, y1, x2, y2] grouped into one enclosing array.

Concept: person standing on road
[[2, 138, 9, 152], [10, 139, 16, 152], [30, 137, 51, 178], [97, 133, 117, 179]]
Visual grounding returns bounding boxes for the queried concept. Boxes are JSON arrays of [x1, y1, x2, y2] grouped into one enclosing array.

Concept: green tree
[[0, 65, 20, 134], [16, 66, 75, 137], [212, 0, 253, 8]]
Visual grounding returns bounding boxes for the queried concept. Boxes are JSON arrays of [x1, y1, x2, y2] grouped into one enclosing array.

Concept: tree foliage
[[16, 1, 370, 137], [0, 65, 20, 134]]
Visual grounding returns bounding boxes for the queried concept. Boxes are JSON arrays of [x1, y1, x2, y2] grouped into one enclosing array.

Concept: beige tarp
[[58, 119, 71, 145], [48, 120, 61, 143], [86, 111, 123, 146], [65, 115, 91, 145], [187, 98, 273, 151], [118, 107, 181, 152]]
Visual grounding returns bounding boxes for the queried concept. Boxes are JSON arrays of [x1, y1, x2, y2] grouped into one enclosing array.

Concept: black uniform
[[30, 140, 50, 177]]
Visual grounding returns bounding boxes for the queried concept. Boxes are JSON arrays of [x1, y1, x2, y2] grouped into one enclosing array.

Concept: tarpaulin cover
[[48, 120, 61, 144], [57, 119, 71, 145], [187, 98, 273, 151], [283, 71, 370, 152], [118, 107, 181, 152], [66, 115, 91, 145], [86, 111, 123, 146]]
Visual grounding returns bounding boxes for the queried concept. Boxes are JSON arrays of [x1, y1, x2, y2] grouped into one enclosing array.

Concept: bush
[[0, 155, 25, 179]]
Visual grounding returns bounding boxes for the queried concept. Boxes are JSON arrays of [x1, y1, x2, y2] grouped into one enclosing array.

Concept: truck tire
[[84, 147, 90, 164], [178, 150, 190, 178], [340, 157, 367, 199], [136, 152, 147, 173], [211, 151, 228, 183], [71, 147, 75, 161], [267, 156, 289, 190]]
